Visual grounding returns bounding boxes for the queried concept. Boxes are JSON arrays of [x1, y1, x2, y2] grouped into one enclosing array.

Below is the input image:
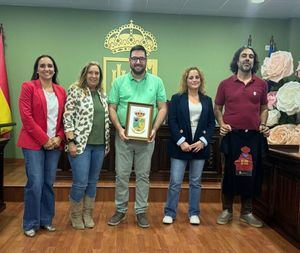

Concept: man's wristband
[[260, 123, 266, 126]]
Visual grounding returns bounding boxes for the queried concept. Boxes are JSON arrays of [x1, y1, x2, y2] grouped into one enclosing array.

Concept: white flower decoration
[[286, 124, 300, 144], [296, 61, 300, 78], [268, 124, 295, 144], [266, 109, 281, 127], [276, 81, 300, 115], [261, 51, 294, 82], [269, 124, 300, 145]]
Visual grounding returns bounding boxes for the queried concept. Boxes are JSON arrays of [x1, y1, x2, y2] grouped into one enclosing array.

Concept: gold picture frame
[[125, 102, 154, 141]]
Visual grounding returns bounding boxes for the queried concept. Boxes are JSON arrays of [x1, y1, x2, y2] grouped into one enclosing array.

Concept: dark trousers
[[222, 193, 252, 214]]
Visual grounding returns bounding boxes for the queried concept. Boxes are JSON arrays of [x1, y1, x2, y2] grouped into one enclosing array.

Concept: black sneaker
[[136, 213, 150, 228], [107, 211, 126, 226]]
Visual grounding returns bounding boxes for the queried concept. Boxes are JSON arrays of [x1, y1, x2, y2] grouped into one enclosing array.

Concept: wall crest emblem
[[104, 20, 157, 56], [103, 20, 158, 92]]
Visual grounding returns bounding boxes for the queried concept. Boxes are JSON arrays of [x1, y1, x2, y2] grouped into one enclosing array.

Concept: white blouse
[[189, 101, 202, 139], [43, 89, 58, 138]]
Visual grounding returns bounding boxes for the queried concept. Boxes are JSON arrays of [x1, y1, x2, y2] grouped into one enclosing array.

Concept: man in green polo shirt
[[107, 45, 167, 228]]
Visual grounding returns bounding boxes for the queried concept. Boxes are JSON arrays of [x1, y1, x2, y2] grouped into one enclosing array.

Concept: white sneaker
[[162, 216, 173, 224], [24, 229, 36, 237], [190, 215, 200, 225]]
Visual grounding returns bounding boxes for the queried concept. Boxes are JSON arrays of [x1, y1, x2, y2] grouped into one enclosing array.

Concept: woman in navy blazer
[[17, 55, 66, 237], [163, 67, 215, 225]]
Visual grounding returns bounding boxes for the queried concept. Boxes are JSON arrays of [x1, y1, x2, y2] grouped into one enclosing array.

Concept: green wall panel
[[288, 18, 300, 69], [0, 6, 296, 158]]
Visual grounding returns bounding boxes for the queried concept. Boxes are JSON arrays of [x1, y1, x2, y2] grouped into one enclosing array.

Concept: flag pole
[[247, 34, 252, 47], [0, 24, 5, 47]]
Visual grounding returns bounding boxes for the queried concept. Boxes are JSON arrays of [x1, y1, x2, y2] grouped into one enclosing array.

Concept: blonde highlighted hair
[[76, 61, 103, 93], [179, 67, 205, 94]]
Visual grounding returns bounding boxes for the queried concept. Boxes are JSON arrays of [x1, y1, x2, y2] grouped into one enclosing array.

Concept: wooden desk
[[254, 146, 300, 248], [0, 138, 9, 212]]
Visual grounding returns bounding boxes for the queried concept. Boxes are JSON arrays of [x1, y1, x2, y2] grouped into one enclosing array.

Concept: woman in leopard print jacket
[[63, 61, 110, 230]]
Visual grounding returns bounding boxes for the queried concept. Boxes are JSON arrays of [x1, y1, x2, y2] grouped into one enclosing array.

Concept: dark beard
[[239, 63, 252, 73], [131, 65, 146, 75], [240, 67, 252, 73]]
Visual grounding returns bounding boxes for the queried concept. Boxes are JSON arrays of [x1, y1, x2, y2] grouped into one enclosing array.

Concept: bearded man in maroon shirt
[[214, 46, 270, 228]]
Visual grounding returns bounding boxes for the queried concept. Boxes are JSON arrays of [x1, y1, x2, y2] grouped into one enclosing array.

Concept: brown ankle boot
[[83, 195, 95, 228], [69, 198, 85, 230]]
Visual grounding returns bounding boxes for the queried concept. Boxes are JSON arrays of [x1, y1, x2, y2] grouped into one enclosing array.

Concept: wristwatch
[[67, 138, 78, 145]]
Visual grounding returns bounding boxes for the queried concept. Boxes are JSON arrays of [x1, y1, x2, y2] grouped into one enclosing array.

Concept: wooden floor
[[0, 202, 299, 253], [4, 159, 26, 185], [2, 159, 299, 252]]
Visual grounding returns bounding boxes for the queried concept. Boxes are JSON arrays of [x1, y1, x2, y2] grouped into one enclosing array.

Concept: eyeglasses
[[130, 57, 147, 63]]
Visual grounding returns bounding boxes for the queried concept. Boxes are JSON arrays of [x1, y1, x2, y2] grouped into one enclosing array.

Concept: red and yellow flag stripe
[[0, 28, 12, 135]]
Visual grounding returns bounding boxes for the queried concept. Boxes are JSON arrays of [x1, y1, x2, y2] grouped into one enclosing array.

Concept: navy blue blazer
[[168, 92, 216, 160]]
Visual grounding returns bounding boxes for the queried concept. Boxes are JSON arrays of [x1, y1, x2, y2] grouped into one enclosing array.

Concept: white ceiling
[[0, 0, 300, 19]]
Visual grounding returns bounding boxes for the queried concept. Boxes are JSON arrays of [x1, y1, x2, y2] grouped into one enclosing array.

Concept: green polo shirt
[[108, 72, 167, 127]]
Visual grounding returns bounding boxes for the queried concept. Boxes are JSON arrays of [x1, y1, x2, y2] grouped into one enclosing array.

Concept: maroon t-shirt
[[215, 75, 268, 130]]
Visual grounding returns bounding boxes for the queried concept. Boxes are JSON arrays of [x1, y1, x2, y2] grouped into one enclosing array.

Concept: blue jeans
[[22, 148, 61, 231], [68, 144, 105, 202], [164, 158, 205, 218]]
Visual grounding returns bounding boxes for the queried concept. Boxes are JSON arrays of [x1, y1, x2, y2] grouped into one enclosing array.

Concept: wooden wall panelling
[[254, 148, 300, 248], [273, 167, 300, 242], [253, 158, 274, 221], [56, 125, 222, 182]]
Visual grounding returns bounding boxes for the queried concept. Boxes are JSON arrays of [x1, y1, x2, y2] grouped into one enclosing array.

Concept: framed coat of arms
[[125, 102, 153, 141]]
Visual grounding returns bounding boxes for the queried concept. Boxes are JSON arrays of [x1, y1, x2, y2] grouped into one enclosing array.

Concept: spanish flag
[[0, 25, 12, 135]]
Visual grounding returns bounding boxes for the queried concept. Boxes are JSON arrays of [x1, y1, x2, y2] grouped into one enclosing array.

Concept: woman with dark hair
[[64, 61, 110, 230], [163, 67, 215, 225], [17, 55, 66, 237]]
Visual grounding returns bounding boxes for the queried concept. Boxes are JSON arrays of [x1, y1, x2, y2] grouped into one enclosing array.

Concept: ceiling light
[[251, 0, 265, 3]]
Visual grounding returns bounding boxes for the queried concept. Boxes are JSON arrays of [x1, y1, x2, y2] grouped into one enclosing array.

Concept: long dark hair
[[31, 55, 59, 83], [230, 46, 259, 74]]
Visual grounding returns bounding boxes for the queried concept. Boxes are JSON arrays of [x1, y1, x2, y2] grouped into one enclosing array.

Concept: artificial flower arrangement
[[261, 51, 300, 145]]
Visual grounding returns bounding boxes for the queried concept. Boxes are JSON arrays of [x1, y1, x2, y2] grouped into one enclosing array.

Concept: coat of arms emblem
[[132, 111, 146, 134]]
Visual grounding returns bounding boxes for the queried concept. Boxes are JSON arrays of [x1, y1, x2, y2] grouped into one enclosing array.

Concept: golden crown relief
[[104, 20, 158, 56]]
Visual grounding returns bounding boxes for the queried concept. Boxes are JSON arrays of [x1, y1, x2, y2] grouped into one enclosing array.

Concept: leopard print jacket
[[63, 84, 110, 154]]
